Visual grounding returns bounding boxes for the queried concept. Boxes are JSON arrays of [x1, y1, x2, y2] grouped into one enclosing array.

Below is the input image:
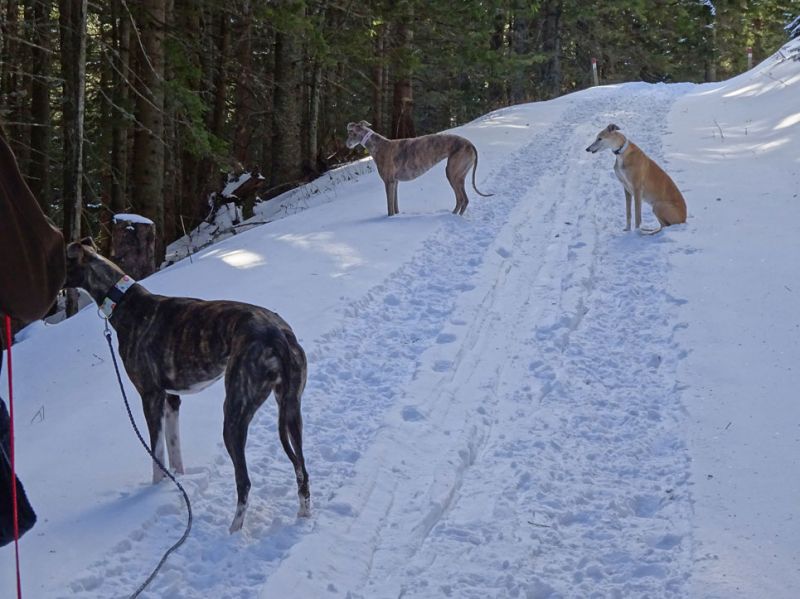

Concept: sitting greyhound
[[65, 239, 309, 532], [586, 124, 687, 234], [345, 120, 493, 216]]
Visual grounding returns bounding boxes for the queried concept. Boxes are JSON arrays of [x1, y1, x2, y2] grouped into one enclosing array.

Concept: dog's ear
[[80, 236, 98, 251], [346, 122, 355, 131], [606, 124, 620, 132], [66, 241, 85, 260], [359, 120, 372, 128]]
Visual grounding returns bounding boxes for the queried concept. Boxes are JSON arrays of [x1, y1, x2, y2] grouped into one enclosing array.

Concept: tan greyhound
[[345, 121, 492, 216], [586, 124, 687, 234]]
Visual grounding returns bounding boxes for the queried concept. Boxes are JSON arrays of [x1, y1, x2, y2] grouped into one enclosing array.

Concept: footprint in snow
[[401, 406, 425, 422], [432, 360, 453, 372]]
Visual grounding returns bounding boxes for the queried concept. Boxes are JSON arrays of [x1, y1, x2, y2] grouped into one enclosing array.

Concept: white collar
[[613, 138, 630, 155], [100, 275, 137, 318], [360, 130, 374, 146]]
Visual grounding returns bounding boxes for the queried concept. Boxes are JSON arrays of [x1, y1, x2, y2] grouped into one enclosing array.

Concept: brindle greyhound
[[586, 124, 687, 234], [345, 120, 493, 216], [64, 239, 309, 533]]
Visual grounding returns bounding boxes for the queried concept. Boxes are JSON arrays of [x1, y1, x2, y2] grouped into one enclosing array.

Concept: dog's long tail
[[272, 327, 310, 513], [471, 148, 494, 198], [273, 328, 306, 456]]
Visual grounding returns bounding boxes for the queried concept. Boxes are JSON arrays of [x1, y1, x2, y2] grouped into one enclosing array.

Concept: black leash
[[102, 319, 193, 598]]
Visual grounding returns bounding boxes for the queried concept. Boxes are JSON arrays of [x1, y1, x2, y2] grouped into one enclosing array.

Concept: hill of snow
[[2, 39, 798, 598]]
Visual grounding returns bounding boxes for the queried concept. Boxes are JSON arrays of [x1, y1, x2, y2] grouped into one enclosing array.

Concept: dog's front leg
[[165, 393, 185, 475], [141, 391, 167, 483], [624, 190, 632, 231]]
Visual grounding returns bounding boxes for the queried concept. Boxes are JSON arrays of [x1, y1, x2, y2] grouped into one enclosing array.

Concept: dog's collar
[[613, 138, 630, 155], [360, 130, 374, 146], [100, 275, 136, 318]]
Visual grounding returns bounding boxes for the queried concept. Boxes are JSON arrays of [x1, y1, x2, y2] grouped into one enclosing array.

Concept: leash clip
[[98, 310, 112, 340]]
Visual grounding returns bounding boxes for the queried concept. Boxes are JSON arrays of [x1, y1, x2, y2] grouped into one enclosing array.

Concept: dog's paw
[[297, 497, 312, 518], [229, 521, 243, 534], [229, 503, 247, 533]]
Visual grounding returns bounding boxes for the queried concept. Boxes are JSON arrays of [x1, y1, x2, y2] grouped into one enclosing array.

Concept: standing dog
[[586, 124, 687, 234], [65, 239, 309, 533], [345, 120, 492, 216]]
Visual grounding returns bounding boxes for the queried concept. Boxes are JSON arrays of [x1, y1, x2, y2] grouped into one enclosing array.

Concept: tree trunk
[[28, 0, 52, 213], [271, 3, 304, 189], [540, 0, 563, 99], [111, 216, 156, 280], [305, 0, 330, 175], [210, 8, 229, 140], [232, 0, 255, 165], [178, 0, 210, 231], [371, 23, 386, 134], [1, 0, 23, 159], [704, 7, 717, 82], [131, 0, 167, 262], [258, 26, 275, 183], [510, 2, 532, 104], [390, 3, 415, 139], [58, 0, 88, 317], [59, 0, 88, 244], [307, 60, 323, 175], [488, 7, 507, 107], [163, 0, 178, 244], [110, 0, 131, 215]]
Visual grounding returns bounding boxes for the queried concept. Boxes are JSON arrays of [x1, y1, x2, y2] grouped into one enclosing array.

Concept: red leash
[[4, 314, 23, 599]]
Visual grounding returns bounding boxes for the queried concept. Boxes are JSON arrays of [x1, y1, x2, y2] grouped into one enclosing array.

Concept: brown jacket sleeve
[[0, 132, 65, 323]]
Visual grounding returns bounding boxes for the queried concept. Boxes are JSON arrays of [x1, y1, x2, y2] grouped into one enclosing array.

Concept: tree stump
[[111, 213, 156, 280]]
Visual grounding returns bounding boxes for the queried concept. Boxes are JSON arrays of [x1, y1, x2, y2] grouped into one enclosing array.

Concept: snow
[[667, 38, 800, 598], [222, 172, 253, 199], [3, 40, 799, 598], [113, 213, 155, 225]]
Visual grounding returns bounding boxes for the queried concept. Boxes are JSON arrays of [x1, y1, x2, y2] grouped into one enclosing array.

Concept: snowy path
[[59, 85, 694, 598], [255, 85, 693, 598]]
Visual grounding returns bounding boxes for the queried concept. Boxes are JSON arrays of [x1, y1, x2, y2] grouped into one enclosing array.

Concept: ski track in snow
[[65, 85, 693, 598]]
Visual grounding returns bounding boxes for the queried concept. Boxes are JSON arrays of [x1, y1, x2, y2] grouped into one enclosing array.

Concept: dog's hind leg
[[385, 180, 399, 216], [641, 214, 666, 235], [634, 189, 643, 229], [223, 340, 280, 532], [392, 184, 400, 215], [458, 183, 469, 215], [447, 152, 472, 215], [276, 394, 310, 517], [164, 394, 184, 474], [141, 390, 167, 483]]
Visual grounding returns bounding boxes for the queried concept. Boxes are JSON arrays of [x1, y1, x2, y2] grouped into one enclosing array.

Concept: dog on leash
[[586, 124, 687, 234], [64, 239, 309, 533], [345, 120, 493, 216]]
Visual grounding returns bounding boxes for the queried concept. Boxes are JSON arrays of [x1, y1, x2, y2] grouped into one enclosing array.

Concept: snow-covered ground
[[2, 40, 799, 598]]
